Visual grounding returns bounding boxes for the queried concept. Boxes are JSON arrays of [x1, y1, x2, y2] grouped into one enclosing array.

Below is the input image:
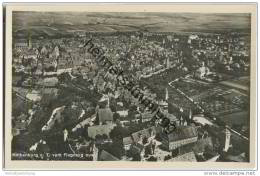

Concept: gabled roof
[[165, 112, 178, 122], [17, 113, 28, 120], [130, 143, 144, 155], [123, 136, 133, 145], [99, 150, 120, 161], [131, 126, 156, 143], [141, 112, 153, 120], [193, 137, 213, 154], [41, 88, 59, 95], [15, 121, 27, 130], [88, 124, 115, 139], [26, 90, 42, 102], [98, 108, 113, 123], [167, 126, 198, 142], [37, 77, 58, 87], [226, 153, 247, 162]]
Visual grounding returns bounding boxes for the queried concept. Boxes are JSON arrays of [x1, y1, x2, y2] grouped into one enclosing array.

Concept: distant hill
[[13, 12, 251, 38]]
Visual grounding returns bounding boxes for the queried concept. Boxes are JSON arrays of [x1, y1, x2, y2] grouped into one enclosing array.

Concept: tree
[[113, 112, 120, 122], [147, 156, 157, 161], [109, 125, 129, 140], [101, 134, 108, 140]]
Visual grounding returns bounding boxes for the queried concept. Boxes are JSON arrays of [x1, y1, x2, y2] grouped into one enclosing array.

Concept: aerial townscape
[[11, 12, 250, 162]]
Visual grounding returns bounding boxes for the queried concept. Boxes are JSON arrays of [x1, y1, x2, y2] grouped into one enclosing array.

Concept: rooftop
[[166, 151, 197, 162], [99, 150, 120, 161], [98, 108, 113, 123], [167, 125, 198, 142]]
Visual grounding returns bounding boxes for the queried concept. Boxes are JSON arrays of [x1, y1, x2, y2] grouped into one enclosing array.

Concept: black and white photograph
[[3, 3, 257, 170]]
